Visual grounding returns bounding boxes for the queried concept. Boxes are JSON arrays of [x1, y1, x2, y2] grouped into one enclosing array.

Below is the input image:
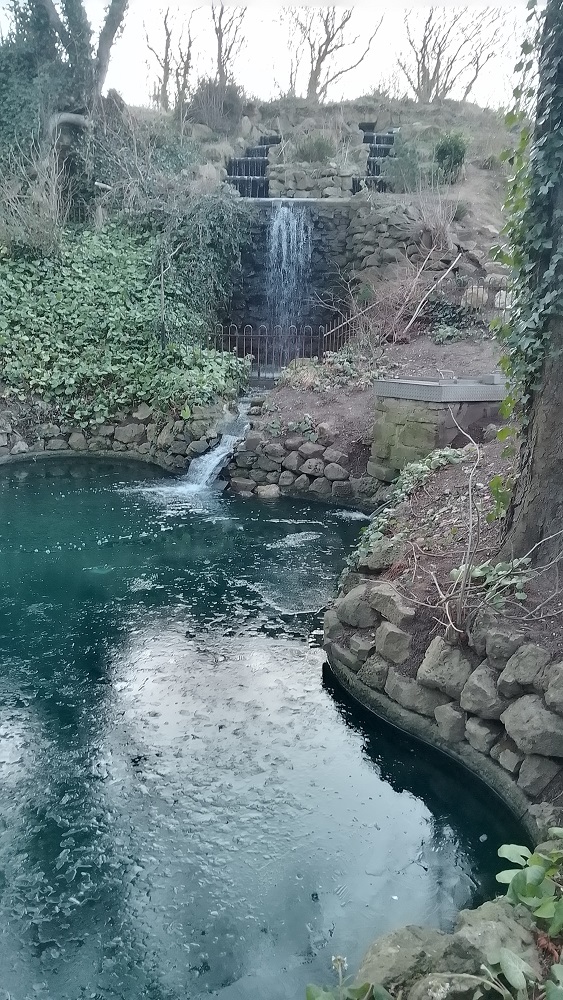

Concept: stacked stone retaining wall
[[369, 396, 501, 482], [324, 557, 563, 838], [0, 401, 226, 473]]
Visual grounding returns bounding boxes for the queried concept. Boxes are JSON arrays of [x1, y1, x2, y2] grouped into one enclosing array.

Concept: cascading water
[[181, 405, 250, 490], [267, 200, 312, 330]]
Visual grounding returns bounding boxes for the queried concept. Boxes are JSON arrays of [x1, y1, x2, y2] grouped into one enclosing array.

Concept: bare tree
[[146, 8, 195, 114], [284, 7, 382, 103], [397, 7, 506, 104], [174, 19, 195, 119], [28, 0, 129, 110], [210, 3, 246, 88], [146, 8, 173, 112]]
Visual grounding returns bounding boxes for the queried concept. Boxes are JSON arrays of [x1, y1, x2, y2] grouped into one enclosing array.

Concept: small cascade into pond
[[181, 405, 250, 490], [267, 200, 312, 330]]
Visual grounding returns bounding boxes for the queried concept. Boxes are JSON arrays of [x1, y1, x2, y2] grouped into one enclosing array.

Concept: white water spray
[[267, 201, 312, 330], [181, 406, 250, 490]]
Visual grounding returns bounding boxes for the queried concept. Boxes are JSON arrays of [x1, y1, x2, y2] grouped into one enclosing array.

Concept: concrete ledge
[[374, 376, 505, 403], [326, 652, 538, 842]]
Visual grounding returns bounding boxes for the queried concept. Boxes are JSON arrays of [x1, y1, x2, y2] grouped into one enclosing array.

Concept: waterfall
[[267, 201, 312, 330], [181, 406, 250, 490]]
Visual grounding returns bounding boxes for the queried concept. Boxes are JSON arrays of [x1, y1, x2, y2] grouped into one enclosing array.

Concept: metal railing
[[422, 276, 512, 325], [210, 319, 354, 379]]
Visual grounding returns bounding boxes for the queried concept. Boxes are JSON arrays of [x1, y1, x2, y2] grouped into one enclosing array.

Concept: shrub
[[435, 132, 468, 183], [294, 131, 337, 164], [186, 78, 245, 134], [0, 223, 248, 423], [381, 134, 424, 192], [422, 296, 477, 331]]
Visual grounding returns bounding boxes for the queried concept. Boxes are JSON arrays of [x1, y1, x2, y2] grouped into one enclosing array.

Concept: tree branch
[[95, 0, 129, 95]]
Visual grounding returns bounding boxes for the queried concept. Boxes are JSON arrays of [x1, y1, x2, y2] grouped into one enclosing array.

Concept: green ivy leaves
[[495, 1, 563, 424], [496, 829, 563, 937], [0, 224, 248, 423]]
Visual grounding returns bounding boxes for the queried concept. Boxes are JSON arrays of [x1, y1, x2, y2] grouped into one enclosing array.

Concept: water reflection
[[0, 460, 524, 999]]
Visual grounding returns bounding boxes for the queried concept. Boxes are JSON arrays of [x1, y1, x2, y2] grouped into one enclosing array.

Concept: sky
[[0, 1, 527, 110], [102, 1, 528, 110]]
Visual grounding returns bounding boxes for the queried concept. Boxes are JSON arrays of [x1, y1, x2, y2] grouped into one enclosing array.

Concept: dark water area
[[0, 460, 524, 1000]]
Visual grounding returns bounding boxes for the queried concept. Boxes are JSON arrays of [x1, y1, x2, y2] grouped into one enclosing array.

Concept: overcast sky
[[0, 1, 527, 109], [101, 1, 526, 109]]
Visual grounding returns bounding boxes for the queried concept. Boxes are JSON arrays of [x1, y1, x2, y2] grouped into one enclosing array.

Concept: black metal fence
[[210, 319, 353, 379]]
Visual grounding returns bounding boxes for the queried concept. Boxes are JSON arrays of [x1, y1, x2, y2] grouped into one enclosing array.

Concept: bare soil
[[379, 441, 563, 662], [259, 334, 501, 462], [385, 335, 500, 380]]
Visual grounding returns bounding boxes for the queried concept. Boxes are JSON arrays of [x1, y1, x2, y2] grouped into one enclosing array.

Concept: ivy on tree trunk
[[500, 0, 563, 562]]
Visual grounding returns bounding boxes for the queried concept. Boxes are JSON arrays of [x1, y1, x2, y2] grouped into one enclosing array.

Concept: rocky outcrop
[[357, 900, 539, 995]]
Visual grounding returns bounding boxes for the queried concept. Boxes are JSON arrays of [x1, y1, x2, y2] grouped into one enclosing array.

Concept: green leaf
[[367, 986, 393, 1000], [347, 986, 379, 1000], [498, 948, 536, 991], [496, 869, 522, 884], [533, 898, 556, 919], [549, 898, 563, 937], [306, 987, 332, 1000], [497, 844, 531, 866], [546, 983, 563, 1000], [548, 828, 563, 840]]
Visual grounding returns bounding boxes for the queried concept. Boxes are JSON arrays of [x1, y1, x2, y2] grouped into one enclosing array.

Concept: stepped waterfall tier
[[267, 200, 312, 330]]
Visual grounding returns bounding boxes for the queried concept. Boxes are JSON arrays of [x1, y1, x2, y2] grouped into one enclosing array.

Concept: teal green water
[[0, 460, 523, 1000]]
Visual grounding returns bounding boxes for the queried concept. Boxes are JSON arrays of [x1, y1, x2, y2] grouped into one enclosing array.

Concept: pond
[[0, 460, 524, 1000]]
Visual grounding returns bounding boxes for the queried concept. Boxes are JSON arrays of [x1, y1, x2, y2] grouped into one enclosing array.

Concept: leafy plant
[[381, 134, 428, 193], [487, 474, 514, 523], [349, 448, 465, 569], [491, 8, 555, 424], [305, 986, 389, 1000], [422, 296, 477, 331], [449, 556, 533, 608], [306, 955, 393, 1000], [479, 949, 539, 999], [0, 224, 248, 423], [432, 323, 467, 344], [186, 78, 245, 134], [496, 832, 563, 934], [435, 132, 468, 183]]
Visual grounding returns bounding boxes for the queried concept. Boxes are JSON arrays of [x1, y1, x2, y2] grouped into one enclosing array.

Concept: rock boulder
[[460, 663, 509, 719], [501, 695, 563, 757], [418, 637, 473, 699]]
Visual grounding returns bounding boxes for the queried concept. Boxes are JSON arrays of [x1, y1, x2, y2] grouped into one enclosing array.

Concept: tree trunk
[[502, 0, 563, 563], [503, 316, 563, 561]]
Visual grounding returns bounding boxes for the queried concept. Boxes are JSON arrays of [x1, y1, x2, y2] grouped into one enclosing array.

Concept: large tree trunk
[[502, 316, 563, 561], [502, 0, 563, 563]]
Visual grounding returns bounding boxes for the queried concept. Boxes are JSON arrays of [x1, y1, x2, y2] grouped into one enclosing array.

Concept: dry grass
[[0, 142, 69, 252]]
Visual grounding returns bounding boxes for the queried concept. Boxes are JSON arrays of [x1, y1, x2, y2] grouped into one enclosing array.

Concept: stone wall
[[369, 396, 501, 483], [229, 200, 352, 328], [228, 197, 492, 328], [0, 401, 226, 473], [323, 567, 563, 836], [268, 164, 357, 199], [226, 425, 379, 505]]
